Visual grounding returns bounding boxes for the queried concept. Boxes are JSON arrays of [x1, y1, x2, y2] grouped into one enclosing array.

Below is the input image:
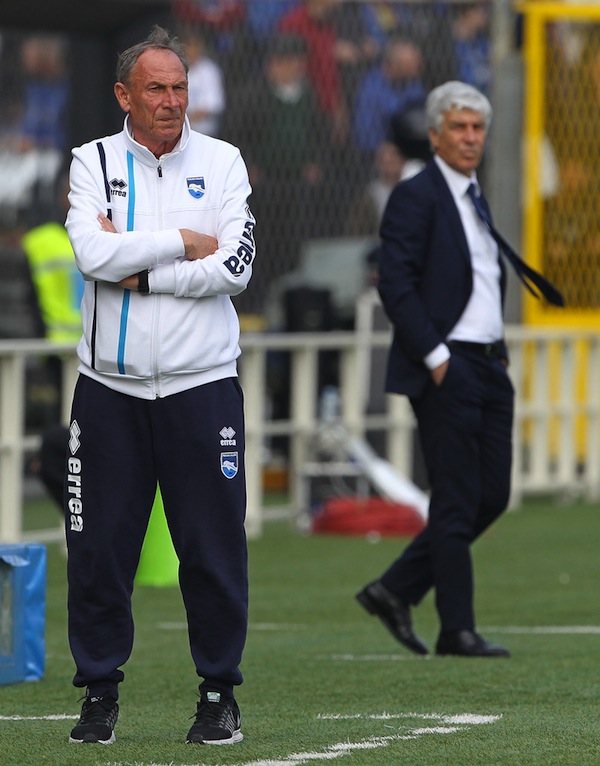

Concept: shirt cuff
[[424, 343, 451, 370]]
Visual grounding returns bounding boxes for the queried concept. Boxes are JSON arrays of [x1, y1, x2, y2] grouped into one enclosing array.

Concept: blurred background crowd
[[0, 0, 494, 326], [3, 0, 600, 445]]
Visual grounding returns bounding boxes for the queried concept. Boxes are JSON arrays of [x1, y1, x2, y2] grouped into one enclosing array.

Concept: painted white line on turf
[[156, 620, 188, 629], [96, 712, 501, 766], [158, 623, 600, 635], [0, 714, 78, 720], [319, 712, 501, 725], [484, 625, 600, 634], [157, 621, 306, 631], [249, 623, 306, 631], [319, 653, 419, 661]]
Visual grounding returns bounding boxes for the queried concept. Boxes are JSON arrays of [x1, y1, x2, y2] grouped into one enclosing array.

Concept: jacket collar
[[122, 115, 191, 167]]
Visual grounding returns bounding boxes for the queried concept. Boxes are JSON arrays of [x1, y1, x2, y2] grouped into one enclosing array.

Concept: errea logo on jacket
[[110, 178, 127, 197]]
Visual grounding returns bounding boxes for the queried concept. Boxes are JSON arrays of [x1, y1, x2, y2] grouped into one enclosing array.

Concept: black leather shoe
[[435, 630, 510, 658], [356, 580, 429, 655]]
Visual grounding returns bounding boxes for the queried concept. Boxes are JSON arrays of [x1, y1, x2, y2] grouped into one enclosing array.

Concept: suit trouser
[[64, 374, 248, 699], [380, 350, 514, 632]]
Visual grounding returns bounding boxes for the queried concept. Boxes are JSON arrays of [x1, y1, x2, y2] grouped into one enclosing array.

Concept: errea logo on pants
[[67, 419, 83, 532], [69, 420, 81, 454], [220, 426, 236, 446]]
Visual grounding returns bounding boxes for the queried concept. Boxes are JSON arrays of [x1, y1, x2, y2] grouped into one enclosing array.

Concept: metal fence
[[521, 1, 600, 322], [2, 320, 600, 544]]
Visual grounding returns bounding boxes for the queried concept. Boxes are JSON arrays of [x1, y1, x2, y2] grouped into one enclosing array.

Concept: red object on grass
[[311, 496, 426, 538]]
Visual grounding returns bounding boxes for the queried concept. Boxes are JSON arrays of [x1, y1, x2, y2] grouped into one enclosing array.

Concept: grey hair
[[116, 25, 188, 84], [426, 80, 492, 133]]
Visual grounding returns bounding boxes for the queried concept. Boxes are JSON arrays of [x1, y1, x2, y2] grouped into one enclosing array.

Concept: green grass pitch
[[1, 494, 599, 765]]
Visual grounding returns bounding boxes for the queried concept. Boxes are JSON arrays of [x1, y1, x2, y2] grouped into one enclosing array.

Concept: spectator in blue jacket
[[353, 36, 426, 161], [452, 2, 491, 97]]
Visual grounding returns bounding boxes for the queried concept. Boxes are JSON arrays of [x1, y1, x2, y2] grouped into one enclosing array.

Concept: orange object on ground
[[311, 496, 426, 538]]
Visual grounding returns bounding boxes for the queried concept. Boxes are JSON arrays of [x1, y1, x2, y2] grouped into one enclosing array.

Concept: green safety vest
[[21, 222, 83, 343]]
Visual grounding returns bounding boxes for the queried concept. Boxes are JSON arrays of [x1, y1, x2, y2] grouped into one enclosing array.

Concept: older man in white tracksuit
[[64, 25, 255, 746]]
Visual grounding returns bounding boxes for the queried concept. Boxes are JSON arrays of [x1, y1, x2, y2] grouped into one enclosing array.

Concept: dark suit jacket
[[377, 159, 507, 398]]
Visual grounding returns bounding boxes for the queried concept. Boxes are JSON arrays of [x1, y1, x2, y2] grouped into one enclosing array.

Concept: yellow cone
[[135, 488, 179, 587]]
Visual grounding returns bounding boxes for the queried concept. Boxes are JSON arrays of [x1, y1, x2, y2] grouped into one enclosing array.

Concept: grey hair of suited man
[[425, 80, 492, 134]]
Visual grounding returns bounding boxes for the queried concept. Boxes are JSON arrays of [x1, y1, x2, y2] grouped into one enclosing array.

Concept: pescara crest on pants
[[220, 452, 238, 479]]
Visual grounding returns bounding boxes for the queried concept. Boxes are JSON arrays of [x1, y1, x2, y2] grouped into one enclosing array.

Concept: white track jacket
[[66, 117, 255, 399]]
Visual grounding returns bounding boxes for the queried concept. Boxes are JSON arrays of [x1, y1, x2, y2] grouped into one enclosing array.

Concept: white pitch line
[[156, 621, 188, 629], [319, 712, 501, 725], [157, 623, 600, 635], [249, 623, 306, 631], [100, 719, 499, 766], [2, 711, 501, 766], [483, 625, 600, 634], [319, 654, 419, 661], [157, 621, 306, 632], [97, 712, 500, 766], [0, 714, 78, 721]]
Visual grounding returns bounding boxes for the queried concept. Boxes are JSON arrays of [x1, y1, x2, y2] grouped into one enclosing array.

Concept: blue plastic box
[[0, 544, 46, 685]]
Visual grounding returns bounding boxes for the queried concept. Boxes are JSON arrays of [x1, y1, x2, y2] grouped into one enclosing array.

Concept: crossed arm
[[97, 213, 219, 291]]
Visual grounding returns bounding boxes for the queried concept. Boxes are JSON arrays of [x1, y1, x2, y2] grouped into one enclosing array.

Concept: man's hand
[[119, 274, 140, 290], [179, 229, 219, 261], [98, 213, 116, 233], [432, 359, 449, 386]]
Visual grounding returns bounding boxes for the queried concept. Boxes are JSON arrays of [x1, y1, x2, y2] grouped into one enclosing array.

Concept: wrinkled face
[[114, 48, 188, 157], [429, 107, 487, 176]]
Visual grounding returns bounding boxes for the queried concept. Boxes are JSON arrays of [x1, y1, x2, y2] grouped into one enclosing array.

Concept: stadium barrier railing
[[1, 324, 599, 543]]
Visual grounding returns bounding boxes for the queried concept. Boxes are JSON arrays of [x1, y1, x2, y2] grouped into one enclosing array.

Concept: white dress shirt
[[424, 155, 503, 371]]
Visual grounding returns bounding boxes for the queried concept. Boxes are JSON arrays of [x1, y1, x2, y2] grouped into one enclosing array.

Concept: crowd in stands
[[0, 0, 493, 316]]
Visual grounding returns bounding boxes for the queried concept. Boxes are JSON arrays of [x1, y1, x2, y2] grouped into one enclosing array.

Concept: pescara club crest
[[187, 176, 205, 199], [220, 452, 238, 479]]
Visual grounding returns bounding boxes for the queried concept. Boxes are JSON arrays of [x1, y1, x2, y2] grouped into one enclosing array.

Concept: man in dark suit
[[356, 80, 516, 658]]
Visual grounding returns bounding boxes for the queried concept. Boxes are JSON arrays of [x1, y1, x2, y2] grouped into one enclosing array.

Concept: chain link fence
[[1, 0, 495, 328], [543, 15, 600, 311]]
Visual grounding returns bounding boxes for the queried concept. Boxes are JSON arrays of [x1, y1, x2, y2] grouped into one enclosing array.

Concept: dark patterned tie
[[467, 183, 564, 307]]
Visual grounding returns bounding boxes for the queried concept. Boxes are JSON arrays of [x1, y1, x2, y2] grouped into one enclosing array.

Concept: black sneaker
[[186, 690, 243, 744], [69, 695, 119, 744]]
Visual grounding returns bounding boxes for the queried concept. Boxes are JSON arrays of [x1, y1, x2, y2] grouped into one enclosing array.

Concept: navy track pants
[[64, 374, 248, 698]]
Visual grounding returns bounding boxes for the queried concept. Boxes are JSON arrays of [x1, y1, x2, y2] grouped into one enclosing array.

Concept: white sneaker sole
[[68, 732, 116, 744], [187, 729, 243, 745]]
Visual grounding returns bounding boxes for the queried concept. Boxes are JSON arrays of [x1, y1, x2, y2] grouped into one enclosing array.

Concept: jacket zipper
[[152, 163, 163, 397]]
